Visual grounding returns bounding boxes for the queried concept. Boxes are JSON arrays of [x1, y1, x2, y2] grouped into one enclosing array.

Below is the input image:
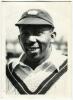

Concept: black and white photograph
[[0, 0, 72, 99]]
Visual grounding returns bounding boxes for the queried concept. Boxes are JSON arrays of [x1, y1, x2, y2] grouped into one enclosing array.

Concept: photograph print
[[3, 1, 72, 97]]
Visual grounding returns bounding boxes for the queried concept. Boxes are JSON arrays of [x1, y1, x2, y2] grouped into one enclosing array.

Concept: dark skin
[[18, 25, 55, 70]]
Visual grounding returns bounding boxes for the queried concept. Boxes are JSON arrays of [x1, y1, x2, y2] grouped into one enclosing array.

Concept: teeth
[[29, 48, 37, 50], [28, 48, 39, 51]]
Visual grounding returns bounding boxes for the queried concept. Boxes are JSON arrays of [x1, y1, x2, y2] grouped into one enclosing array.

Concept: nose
[[25, 35, 37, 46], [28, 35, 37, 42]]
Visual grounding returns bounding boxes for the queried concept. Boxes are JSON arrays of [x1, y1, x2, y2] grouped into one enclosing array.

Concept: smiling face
[[18, 25, 54, 62]]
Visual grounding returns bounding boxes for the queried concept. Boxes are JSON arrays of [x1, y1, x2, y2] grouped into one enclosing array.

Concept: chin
[[27, 53, 40, 60]]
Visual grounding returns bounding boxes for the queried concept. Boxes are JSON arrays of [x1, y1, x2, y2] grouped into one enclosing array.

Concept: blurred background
[[4, 2, 71, 64]]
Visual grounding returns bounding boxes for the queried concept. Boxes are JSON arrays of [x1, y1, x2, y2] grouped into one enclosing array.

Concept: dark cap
[[15, 9, 54, 28]]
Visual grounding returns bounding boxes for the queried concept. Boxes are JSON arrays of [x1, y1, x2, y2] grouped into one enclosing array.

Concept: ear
[[51, 32, 56, 43], [18, 35, 21, 44], [51, 32, 56, 38], [18, 35, 24, 50], [18, 35, 22, 47]]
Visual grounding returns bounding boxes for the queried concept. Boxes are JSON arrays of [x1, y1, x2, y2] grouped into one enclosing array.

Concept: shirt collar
[[14, 46, 67, 72], [12, 45, 67, 71]]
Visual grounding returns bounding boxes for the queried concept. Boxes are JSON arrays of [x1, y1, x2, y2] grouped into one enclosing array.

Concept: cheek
[[37, 34, 51, 52], [19, 38, 27, 52], [19, 40, 25, 51], [38, 34, 51, 45]]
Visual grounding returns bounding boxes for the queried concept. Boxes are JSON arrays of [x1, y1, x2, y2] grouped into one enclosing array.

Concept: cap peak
[[15, 9, 54, 28]]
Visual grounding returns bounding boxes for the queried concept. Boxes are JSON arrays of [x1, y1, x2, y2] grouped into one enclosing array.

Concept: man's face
[[19, 25, 53, 61]]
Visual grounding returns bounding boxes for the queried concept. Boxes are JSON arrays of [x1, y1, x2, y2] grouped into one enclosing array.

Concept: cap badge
[[27, 10, 38, 15]]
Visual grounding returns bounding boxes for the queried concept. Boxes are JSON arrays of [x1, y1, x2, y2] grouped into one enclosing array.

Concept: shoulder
[[6, 52, 26, 75], [6, 58, 20, 90], [49, 47, 68, 71], [6, 58, 20, 80]]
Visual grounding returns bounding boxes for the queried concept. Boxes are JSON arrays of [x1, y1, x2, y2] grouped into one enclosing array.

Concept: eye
[[36, 32, 43, 36], [34, 29, 43, 36], [21, 31, 30, 37]]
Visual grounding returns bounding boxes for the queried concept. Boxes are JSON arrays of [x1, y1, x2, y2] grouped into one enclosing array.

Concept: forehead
[[19, 25, 53, 31]]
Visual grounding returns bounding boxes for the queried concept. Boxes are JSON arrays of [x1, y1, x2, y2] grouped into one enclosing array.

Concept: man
[[6, 9, 67, 94]]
